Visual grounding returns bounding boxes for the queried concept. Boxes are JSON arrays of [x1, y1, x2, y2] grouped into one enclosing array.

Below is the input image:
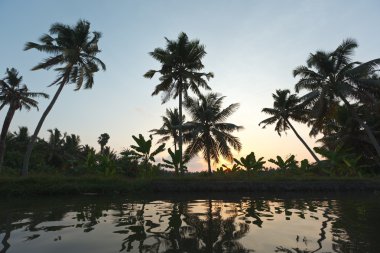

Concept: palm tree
[[293, 38, 380, 159], [259, 89, 320, 163], [97, 133, 110, 154], [0, 68, 48, 171], [150, 108, 185, 153], [184, 93, 243, 174], [22, 19, 106, 176], [144, 32, 214, 173]]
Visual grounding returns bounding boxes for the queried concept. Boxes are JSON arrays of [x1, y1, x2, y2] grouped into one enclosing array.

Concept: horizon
[[1, 0, 379, 171]]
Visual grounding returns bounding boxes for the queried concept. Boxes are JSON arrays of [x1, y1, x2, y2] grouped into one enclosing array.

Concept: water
[[0, 193, 379, 253]]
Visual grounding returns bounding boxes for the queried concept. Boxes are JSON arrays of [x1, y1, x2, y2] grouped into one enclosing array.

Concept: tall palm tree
[[150, 108, 185, 153], [259, 89, 320, 163], [293, 38, 380, 159], [22, 19, 106, 176], [144, 32, 214, 173], [184, 93, 242, 174], [0, 68, 48, 170]]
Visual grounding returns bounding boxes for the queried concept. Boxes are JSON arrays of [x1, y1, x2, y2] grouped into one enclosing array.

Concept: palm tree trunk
[[207, 146, 212, 174], [338, 94, 380, 159], [0, 105, 16, 171], [21, 82, 65, 176], [174, 139, 177, 153], [285, 118, 321, 163], [0, 102, 6, 111], [178, 84, 184, 175]]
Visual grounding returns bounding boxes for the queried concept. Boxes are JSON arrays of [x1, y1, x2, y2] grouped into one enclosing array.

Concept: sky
[[0, 0, 379, 171]]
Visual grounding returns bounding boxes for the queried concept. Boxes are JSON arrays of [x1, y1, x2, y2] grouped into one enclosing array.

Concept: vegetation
[[144, 32, 214, 174], [0, 21, 379, 187], [233, 152, 265, 172], [160, 148, 191, 174], [260, 89, 320, 163], [97, 133, 110, 154], [130, 134, 166, 175], [22, 19, 106, 176], [0, 68, 48, 171], [293, 38, 380, 167], [184, 93, 242, 174], [150, 108, 185, 153]]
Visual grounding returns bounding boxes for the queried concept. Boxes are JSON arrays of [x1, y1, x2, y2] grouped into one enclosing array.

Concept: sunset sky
[[1, 0, 379, 171]]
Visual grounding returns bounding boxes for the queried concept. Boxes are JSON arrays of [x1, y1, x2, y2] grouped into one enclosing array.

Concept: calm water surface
[[0, 193, 379, 253]]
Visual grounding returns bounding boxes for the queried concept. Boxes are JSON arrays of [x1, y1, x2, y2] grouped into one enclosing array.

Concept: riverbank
[[1, 175, 380, 197]]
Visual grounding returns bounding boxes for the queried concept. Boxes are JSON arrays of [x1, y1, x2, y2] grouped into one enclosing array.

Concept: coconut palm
[[184, 93, 243, 174], [22, 19, 106, 176], [150, 108, 185, 153], [259, 89, 320, 163], [0, 68, 48, 170], [293, 38, 380, 159], [144, 32, 214, 173]]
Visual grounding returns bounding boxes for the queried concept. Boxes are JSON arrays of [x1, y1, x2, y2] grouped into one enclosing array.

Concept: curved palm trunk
[[311, 208, 332, 253], [21, 82, 65, 176], [0, 103, 6, 111], [178, 84, 184, 175], [0, 105, 17, 171], [285, 118, 321, 163], [338, 94, 380, 159]]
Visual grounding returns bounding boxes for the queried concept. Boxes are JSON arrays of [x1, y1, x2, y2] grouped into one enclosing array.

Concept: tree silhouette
[[260, 89, 320, 162], [145, 32, 213, 174], [22, 19, 106, 176], [0, 68, 48, 171], [294, 38, 380, 160], [184, 93, 242, 174], [130, 134, 165, 174], [97, 133, 110, 154], [150, 108, 185, 153]]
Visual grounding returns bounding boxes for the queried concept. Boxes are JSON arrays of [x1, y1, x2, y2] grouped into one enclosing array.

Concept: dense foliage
[[1, 21, 380, 178]]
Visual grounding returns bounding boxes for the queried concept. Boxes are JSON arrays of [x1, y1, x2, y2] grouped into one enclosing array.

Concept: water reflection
[[0, 194, 379, 252]]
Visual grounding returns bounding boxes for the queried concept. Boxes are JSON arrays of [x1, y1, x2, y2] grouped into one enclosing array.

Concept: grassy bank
[[1, 174, 380, 197]]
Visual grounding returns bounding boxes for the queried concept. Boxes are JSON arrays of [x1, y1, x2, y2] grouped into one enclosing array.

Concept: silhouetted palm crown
[[144, 32, 213, 102], [184, 93, 242, 165], [24, 19, 106, 89], [260, 89, 307, 135], [0, 68, 48, 111], [293, 38, 380, 129], [150, 108, 185, 149]]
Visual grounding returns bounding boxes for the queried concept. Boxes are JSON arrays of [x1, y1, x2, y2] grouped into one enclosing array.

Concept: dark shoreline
[[1, 176, 379, 197]]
